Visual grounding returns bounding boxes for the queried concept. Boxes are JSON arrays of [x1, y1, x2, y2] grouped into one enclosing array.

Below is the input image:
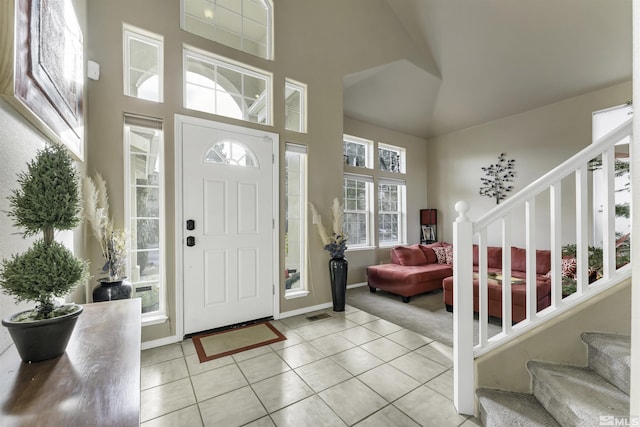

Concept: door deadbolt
[[186, 236, 196, 247], [186, 219, 195, 230]]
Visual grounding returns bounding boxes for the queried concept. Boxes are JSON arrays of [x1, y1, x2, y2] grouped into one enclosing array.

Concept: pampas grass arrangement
[[83, 173, 127, 281], [309, 197, 348, 258]]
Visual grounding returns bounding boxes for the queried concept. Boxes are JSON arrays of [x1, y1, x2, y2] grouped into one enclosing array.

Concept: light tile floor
[[140, 305, 482, 427]]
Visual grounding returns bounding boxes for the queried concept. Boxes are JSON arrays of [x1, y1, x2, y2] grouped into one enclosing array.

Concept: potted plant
[[309, 198, 349, 311], [83, 173, 130, 302], [1, 143, 87, 363]]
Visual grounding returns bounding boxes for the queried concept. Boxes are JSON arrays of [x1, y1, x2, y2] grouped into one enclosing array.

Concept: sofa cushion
[[419, 242, 443, 264], [473, 245, 502, 269], [511, 247, 552, 275], [368, 263, 452, 284], [391, 245, 427, 266]]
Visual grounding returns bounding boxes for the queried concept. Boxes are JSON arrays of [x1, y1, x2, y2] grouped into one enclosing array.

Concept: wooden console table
[[0, 299, 141, 427]]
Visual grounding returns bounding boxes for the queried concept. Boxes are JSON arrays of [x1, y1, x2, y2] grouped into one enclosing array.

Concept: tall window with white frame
[[378, 179, 406, 246], [183, 47, 272, 125], [344, 174, 373, 247], [124, 115, 165, 320], [285, 144, 308, 297], [123, 24, 163, 102], [285, 79, 306, 133]]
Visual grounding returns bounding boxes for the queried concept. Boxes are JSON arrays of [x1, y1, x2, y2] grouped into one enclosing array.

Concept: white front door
[[177, 116, 278, 335]]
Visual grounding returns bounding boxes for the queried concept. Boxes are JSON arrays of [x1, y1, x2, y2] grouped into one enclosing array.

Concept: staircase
[[477, 332, 630, 427]]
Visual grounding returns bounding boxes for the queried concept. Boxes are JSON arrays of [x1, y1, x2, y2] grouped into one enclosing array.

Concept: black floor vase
[[329, 257, 348, 312]]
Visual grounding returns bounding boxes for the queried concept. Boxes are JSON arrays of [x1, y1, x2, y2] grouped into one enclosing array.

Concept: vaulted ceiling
[[343, 0, 632, 138]]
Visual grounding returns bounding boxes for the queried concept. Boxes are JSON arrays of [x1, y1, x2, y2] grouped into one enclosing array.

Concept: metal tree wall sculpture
[[479, 153, 516, 204]]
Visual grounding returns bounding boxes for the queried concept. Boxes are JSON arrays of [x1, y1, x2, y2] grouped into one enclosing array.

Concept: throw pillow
[[562, 257, 577, 279], [433, 247, 448, 264], [543, 257, 577, 279], [445, 245, 454, 265], [392, 245, 427, 266], [434, 246, 454, 265]]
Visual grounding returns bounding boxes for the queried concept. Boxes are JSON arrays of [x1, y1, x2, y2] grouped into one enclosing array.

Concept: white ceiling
[[343, 0, 632, 138]]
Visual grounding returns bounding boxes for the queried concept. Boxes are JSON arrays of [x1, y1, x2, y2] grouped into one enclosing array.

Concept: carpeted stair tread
[[477, 388, 560, 427], [581, 332, 630, 394], [528, 361, 629, 427]]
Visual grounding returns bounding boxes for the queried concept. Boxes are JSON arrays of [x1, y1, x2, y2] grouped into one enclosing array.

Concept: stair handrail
[[475, 117, 632, 231], [452, 116, 632, 415]]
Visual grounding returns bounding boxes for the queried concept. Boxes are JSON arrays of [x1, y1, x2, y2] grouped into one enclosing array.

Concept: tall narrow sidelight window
[[378, 178, 406, 246], [123, 24, 163, 102], [285, 143, 308, 298], [124, 114, 166, 322]]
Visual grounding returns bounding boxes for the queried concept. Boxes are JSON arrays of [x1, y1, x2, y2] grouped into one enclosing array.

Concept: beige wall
[[428, 81, 632, 247], [85, 0, 433, 342], [475, 280, 632, 394]]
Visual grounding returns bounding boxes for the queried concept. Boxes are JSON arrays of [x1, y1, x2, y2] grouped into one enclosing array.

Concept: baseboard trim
[[278, 302, 332, 319], [347, 282, 367, 290], [141, 334, 182, 350]]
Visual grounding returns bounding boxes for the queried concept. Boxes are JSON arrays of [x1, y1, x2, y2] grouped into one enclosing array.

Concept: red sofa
[[366, 243, 453, 303], [442, 245, 552, 322]]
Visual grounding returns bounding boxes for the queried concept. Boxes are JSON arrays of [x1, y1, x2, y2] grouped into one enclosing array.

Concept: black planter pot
[[2, 304, 83, 363], [329, 257, 348, 312], [93, 278, 132, 302]]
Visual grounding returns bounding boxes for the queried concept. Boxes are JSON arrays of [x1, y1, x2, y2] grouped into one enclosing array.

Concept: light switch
[[87, 60, 100, 80]]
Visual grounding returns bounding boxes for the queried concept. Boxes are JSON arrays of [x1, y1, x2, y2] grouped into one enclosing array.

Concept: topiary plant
[[0, 143, 87, 320]]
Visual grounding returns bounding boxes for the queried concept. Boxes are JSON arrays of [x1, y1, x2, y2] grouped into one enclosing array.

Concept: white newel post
[[453, 201, 475, 415]]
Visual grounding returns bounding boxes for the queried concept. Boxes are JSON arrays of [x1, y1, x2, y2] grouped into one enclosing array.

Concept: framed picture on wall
[[0, 0, 84, 160]]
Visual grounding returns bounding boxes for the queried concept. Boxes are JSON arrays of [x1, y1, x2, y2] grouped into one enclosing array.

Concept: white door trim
[[174, 114, 279, 339]]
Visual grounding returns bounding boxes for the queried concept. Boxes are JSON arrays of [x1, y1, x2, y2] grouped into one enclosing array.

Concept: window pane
[[126, 117, 164, 317], [378, 143, 405, 173], [378, 213, 398, 243], [285, 148, 307, 293], [344, 177, 370, 246], [343, 138, 370, 168], [378, 183, 403, 244], [124, 27, 163, 102], [136, 187, 159, 217], [285, 80, 306, 133], [182, 0, 272, 60], [217, 67, 242, 96], [184, 50, 271, 125]]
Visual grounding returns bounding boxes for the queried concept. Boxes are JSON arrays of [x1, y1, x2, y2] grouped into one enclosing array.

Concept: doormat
[[192, 321, 286, 363]]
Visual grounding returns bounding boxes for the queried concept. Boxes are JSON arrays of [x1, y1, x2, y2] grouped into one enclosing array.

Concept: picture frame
[[0, 0, 84, 160], [422, 225, 434, 242]]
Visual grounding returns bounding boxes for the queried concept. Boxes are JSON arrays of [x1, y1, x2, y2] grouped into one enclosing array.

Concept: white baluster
[[453, 201, 474, 415]]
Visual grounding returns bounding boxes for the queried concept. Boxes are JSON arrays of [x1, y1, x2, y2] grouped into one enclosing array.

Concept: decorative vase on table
[[329, 257, 348, 312], [93, 277, 132, 302]]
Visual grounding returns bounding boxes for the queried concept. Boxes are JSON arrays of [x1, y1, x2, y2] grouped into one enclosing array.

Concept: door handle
[[186, 236, 196, 247], [186, 219, 195, 230]]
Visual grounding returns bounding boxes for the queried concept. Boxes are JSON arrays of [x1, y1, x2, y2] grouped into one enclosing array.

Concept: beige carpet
[[192, 321, 286, 362], [346, 286, 502, 347]]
